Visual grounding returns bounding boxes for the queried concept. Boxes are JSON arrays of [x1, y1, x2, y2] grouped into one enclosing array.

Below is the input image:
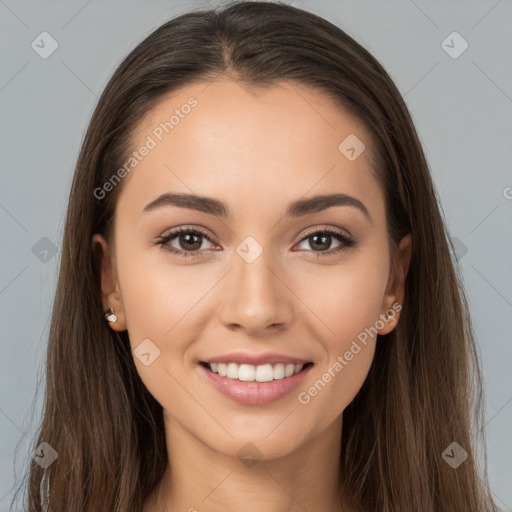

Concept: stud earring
[[104, 308, 118, 323]]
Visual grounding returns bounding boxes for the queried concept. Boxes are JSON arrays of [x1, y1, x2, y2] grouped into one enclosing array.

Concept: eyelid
[[160, 224, 215, 239], [297, 224, 352, 241]]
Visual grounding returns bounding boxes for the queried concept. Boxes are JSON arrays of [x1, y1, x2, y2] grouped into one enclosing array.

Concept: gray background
[[0, 0, 511, 509]]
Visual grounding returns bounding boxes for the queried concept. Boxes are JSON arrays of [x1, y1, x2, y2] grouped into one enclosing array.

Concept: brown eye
[[295, 228, 355, 257], [307, 233, 333, 251], [156, 227, 216, 258], [176, 232, 203, 251]]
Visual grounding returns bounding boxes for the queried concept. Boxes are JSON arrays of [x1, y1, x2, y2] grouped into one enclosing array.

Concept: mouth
[[198, 359, 315, 405], [199, 361, 314, 383]]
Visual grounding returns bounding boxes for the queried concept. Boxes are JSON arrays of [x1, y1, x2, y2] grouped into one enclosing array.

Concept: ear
[[378, 233, 412, 335], [91, 233, 126, 331]]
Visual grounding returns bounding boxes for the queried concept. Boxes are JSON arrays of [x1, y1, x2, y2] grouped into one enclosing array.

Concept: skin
[[92, 78, 411, 512]]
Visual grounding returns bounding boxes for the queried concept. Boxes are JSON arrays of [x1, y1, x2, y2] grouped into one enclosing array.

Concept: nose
[[218, 245, 294, 336]]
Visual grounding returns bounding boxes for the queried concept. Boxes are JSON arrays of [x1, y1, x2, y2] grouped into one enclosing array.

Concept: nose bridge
[[218, 235, 292, 332]]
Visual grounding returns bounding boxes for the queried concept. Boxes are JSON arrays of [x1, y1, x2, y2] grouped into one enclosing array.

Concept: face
[[93, 79, 410, 462]]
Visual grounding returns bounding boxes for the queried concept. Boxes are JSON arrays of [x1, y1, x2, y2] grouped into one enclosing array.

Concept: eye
[[294, 227, 356, 258], [154, 226, 356, 259], [155, 227, 217, 259]]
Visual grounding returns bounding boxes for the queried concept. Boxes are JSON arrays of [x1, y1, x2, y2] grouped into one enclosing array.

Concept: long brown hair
[[13, 1, 498, 510]]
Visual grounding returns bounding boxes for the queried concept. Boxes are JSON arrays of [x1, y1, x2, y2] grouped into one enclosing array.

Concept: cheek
[[293, 254, 387, 415], [115, 244, 214, 397], [115, 250, 199, 410], [295, 252, 389, 341], [116, 240, 204, 339], [302, 340, 376, 429], [298, 313, 378, 426]]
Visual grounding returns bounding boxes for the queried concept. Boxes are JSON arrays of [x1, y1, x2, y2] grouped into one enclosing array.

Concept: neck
[[145, 413, 353, 512]]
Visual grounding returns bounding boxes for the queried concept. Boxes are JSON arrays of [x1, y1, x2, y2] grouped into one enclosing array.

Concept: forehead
[[116, 79, 384, 226]]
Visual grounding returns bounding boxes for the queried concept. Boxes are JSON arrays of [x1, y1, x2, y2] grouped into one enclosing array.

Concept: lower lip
[[198, 363, 313, 405]]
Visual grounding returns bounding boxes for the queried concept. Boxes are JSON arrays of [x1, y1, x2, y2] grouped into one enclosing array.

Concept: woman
[[17, 1, 498, 510]]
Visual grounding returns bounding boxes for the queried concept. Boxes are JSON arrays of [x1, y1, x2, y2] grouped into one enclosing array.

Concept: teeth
[[208, 362, 305, 382], [227, 362, 238, 379], [239, 364, 256, 381]]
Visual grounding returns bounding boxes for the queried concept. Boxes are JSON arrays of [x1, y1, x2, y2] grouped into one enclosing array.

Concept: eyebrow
[[142, 192, 372, 223]]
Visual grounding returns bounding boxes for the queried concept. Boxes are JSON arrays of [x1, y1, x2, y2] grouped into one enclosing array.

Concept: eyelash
[[154, 226, 356, 259]]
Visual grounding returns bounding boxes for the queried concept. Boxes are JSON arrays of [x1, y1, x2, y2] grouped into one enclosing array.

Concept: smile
[[202, 361, 312, 382], [198, 361, 314, 405]]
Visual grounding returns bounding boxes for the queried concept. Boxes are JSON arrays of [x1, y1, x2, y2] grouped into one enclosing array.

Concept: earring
[[104, 307, 118, 323]]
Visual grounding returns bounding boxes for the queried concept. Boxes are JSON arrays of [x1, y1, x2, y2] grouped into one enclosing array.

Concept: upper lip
[[201, 352, 312, 366]]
